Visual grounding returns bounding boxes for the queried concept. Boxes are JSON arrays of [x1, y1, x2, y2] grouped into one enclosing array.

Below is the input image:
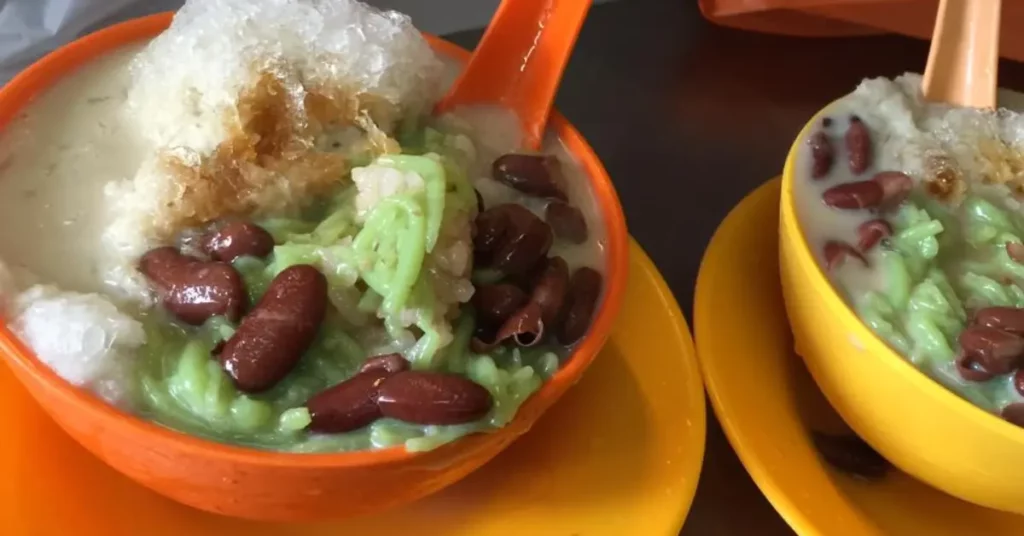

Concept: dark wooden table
[[447, 1, 1024, 534], [16, 0, 1024, 532]]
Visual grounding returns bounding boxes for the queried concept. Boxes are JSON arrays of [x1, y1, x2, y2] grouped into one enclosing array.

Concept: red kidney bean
[[306, 370, 390, 433], [545, 201, 589, 244], [474, 189, 485, 213], [377, 371, 493, 425], [202, 221, 275, 262], [975, 307, 1024, 335], [139, 247, 247, 325], [359, 353, 410, 375], [811, 431, 889, 480], [470, 330, 500, 354], [557, 267, 603, 345], [856, 219, 893, 252], [823, 241, 867, 271], [473, 207, 509, 255], [1001, 402, 1024, 428], [530, 256, 570, 326], [218, 265, 328, 393], [872, 171, 914, 209], [496, 301, 545, 347], [845, 115, 872, 175], [822, 181, 884, 209], [472, 325, 528, 353], [473, 283, 528, 326], [1015, 369, 1024, 397], [809, 131, 834, 179], [489, 204, 554, 275], [958, 325, 1024, 376], [956, 352, 996, 382], [1007, 242, 1024, 264], [492, 154, 568, 201], [470, 300, 549, 352], [503, 254, 549, 291]]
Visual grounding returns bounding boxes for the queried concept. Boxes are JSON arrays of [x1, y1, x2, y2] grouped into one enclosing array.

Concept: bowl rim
[[780, 101, 1024, 444], [0, 11, 630, 467]]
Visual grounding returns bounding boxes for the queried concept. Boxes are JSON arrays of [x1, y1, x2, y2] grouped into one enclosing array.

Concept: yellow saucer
[[692, 180, 1024, 536], [694, 179, 1024, 536], [0, 239, 705, 536]]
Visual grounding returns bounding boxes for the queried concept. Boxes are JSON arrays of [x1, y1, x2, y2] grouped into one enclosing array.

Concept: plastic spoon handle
[[922, 0, 1001, 108], [435, 0, 593, 150]]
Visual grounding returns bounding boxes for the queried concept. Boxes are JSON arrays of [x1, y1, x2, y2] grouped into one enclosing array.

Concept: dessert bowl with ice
[[793, 73, 1024, 427], [0, 0, 607, 453]]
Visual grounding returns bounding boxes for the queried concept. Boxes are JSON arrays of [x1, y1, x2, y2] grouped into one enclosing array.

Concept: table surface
[[446, 1, 1024, 534]]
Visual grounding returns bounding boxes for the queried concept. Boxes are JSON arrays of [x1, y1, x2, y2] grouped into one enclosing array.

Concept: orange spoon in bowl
[[922, 0, 1001, 108], [434, 0, 593, 150]]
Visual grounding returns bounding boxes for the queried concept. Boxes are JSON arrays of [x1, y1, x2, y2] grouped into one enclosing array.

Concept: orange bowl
[[0, 12, 629, 522]]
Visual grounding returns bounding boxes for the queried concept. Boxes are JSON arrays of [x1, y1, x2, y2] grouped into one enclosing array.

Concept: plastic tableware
[[696, 178, 1024, 536], [0, 11, 628, 522], [435, 0, 592, 150], [3, 239, 704, 536], [921, 0, 1001, 108]]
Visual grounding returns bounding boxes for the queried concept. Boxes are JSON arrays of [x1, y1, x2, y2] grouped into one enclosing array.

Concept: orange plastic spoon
[[921, 0, 1001, 108], [435, 0, 593, 150]]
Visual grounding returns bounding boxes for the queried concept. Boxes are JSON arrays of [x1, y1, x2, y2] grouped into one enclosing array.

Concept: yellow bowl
[[779, 104, 1024, 514]]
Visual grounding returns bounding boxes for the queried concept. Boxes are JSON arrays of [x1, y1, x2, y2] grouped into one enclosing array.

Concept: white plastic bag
[[0, 0, 181, 83]]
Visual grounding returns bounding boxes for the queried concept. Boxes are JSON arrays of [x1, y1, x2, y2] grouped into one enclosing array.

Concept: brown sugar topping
[[149, 72, 381, 241], [923, 156, 965, 204]]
